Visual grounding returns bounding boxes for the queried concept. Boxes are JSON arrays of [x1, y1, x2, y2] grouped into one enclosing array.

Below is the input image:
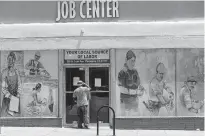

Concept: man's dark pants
[[77, 105, 89, 128]]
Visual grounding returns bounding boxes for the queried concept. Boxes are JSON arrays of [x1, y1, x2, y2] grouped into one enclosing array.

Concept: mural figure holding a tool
[[1, 52, 22, 117], [118, 50, 145, 116], [143, 62, 174, 116], [25, 51, 50, 77], [179, 76, 204, 114]]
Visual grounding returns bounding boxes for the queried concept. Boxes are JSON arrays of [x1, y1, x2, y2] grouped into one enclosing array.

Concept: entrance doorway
[[64, 66, 109, 125]]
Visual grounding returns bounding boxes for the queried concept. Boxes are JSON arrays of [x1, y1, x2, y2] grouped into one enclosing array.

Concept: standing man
[[118, 50, 144, 116], [73, 81, 91, 129], [1, 52, 22, 117], [180, 76, 204, 114], [147, 62, 174, 116]]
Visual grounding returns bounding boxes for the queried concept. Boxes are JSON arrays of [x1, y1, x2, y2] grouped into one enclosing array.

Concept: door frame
[[62, 64, 111, 127]]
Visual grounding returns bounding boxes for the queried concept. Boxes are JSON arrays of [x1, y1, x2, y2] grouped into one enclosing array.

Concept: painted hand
[[138, 85, 144, 90], [17, 93, 20, 98], [136, 89, 144, 96], [29, 66, 35, 70], [5, 92, 11, 98], [200, 100, 204, 109], [156, 91, 162, 95], [166, 87, 172, 93], [189, 108, 198, 114]]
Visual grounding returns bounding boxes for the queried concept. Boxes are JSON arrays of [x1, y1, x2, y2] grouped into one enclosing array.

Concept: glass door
[[89, 67, 109, 123], [65, 67, 86, 124]]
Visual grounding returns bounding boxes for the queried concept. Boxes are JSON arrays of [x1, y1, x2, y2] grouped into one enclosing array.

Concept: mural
[[0, 50, 58, 117], [177, 48, 204, 116], [0, 51, 23, 117], [116, 49, 175, 117], [24, 51, 50, 77]]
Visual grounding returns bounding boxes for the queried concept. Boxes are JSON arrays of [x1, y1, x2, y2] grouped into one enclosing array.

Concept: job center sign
[[56, 0, 119, 22], [64, 49, 110, 64]]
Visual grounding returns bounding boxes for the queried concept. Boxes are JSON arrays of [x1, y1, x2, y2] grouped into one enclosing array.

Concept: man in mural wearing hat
[[145, 62, 174, 116], [1, 51, 22, 117], [73, 80, 91, 129], [25, 51, 50, 77], [180, 76, 204, 114], [118, 50, 145, 116]]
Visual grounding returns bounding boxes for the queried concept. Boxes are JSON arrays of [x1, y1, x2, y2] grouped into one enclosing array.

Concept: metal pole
[[97, 116, 99, 136], [96, 105, 116, 136], [113, 115, 115, 136]]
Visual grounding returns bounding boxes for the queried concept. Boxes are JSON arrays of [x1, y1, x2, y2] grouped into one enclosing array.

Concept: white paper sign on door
[[73, 77, 80, 86], [95, 78, 101, 87]]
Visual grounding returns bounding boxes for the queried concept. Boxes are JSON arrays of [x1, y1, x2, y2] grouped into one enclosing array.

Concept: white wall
[[0, 21, 203, 50]]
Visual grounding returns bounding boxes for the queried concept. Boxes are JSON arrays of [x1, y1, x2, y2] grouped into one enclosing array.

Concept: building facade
[[0, 1, 204, 130]]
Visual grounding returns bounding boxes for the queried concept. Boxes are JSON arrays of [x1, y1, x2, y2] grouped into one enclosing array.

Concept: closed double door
[[64, 66, 110, 125]]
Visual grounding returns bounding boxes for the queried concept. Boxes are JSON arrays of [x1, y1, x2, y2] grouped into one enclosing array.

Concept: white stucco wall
[[0, 21, 204, 50]]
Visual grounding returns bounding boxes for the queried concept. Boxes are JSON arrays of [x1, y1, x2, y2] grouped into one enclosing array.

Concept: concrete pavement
[[0, 127, 204, 136]]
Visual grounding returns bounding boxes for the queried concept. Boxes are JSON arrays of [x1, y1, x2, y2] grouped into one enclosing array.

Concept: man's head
[[77, 80, 84, 87], [34, 51, 41, 61], [156, 62, 166, 82], [125, 50, 136, 70], [7, 52, 16, 68], [186, 76, 197, 90]]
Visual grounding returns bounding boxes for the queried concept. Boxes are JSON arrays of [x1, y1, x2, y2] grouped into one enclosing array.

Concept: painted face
[[156, 72, 164, 81], [37, 88, 41, 92], [7, 55, 15, 67], [126, 57, 136, 70], [35, 55, 40, 61], [187, 81, 196, 90]]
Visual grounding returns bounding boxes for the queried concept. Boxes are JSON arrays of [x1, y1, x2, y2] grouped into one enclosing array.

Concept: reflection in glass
[[66, 68, 85, 92], [89, 67, 109, 123], [89, 67, 109, 92], [66, 93, 78, 124]]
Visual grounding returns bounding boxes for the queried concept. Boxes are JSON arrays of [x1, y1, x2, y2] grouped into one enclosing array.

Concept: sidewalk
[[0, 127, 204, 136]]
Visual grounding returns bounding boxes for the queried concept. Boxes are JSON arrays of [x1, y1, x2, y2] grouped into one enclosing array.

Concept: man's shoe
[[84, 125, 90, 129], [78, 126, 83, 129]]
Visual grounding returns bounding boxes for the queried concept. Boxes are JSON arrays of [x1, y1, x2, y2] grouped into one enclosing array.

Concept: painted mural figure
[[179, 76, 204, 114], [25, 51, 50, 77], [144, 62, 174, 116], [118, 50, 145, 115], [48, 88, 54, 113], [1, 52, 21, 117], [195, 56, 204, 81], [26, 83, 47, 115]]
